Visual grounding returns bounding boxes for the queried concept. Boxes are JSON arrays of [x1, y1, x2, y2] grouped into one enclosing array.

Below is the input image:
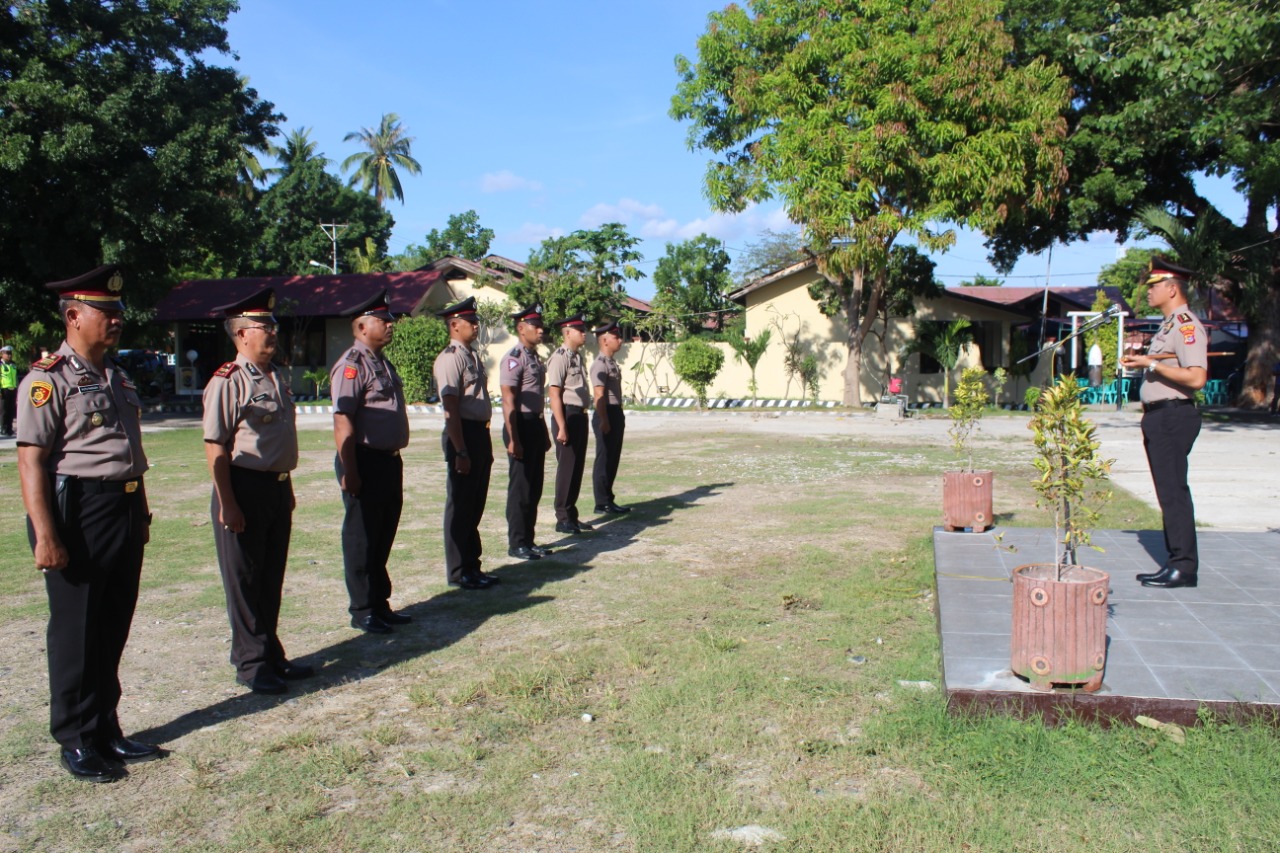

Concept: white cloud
[[480, 170, 544, 193], [579, 198, 667, 228], [508, 222, 566, 244], [573, 199, 796, 250]]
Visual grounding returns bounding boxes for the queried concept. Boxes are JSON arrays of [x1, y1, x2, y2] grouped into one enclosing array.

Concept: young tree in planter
[[949, 367, 1007, 472], [672, 338, 725, 410], [942, 366, 1004, 532]]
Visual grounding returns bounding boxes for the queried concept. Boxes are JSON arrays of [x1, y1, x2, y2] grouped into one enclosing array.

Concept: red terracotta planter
[[1010, 563, 1110, 693], [941, 470, 993, 532]]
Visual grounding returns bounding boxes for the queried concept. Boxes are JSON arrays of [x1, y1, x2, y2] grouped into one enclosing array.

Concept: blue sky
[[222, 1, 1241, 300]]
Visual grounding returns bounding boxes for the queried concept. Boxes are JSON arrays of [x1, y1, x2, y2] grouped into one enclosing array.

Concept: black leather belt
[[231, 467, 290, 482], [563, 405, 585, 415], [518, 412, 544, 421], [356, 444, 400, 457], [1143, 398, 1195, 413], [69, 476, 142, 494]]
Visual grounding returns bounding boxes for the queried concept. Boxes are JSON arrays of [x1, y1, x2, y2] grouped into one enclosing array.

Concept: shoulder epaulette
[[346, 348, 361, 363], [213, 362, 240, 379], [31, 355, 63, 371], [445, 344, 457, 353], [1176, 312, 1194, 324], [507, 346, 521, 357]]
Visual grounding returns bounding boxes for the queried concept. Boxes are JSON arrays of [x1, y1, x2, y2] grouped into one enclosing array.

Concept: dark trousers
[[592, 405, 626, 507], [504, 415, 547, 549], [30, 480, 145, 749], [212, 468, 292, 680], [1, 386, 15, 434], [552, 408, 588, 523], [337, 446, 403, 618], [443, 421, 493, 583], [1141, 404, 1201, 574]]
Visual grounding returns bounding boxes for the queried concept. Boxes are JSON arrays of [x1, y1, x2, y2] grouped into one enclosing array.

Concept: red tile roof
[[153, 271, 446, 322]]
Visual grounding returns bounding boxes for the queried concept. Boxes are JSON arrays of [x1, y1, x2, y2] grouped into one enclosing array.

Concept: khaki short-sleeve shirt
[[590, 355, 623, 405], [499, 345, 545, 414], [330, 340, 410, 451], [546, 346, 590, 408], [17, 341, 148, 479], [202, 353, 299, 472], [1140, 307, 1209, 404], [434, 342, 491, 421]]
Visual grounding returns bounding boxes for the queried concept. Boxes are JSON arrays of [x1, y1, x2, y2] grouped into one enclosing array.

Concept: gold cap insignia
[[267, 294, 276, 309], [108, 272, 124, 293]]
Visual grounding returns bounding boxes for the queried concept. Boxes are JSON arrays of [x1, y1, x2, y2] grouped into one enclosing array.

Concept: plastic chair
[[1204, 378, 1227, 405], [1116, 377, 1131, 403], [1099, 381, 1118, 405]]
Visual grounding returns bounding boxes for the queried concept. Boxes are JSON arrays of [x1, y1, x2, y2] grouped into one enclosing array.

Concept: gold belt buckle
[[124, 480, 139, 493], [277, 472, 289, 482]]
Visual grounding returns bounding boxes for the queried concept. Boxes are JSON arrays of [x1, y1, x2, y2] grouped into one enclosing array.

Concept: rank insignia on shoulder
[[1176, 312, 1193, 324], [31, 355, 63, 371], [346, 350, 360, 362], [213, 362, 240, 378], [344, 365, 358, 380], [30, 380, 54, 407]]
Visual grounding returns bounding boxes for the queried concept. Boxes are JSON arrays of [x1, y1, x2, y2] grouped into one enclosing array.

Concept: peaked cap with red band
[[46, 264, 126, 312], [555, 313, 589, 329], [212, 287, 278, 321], [592, 319, 621, 336], [1143, 255, 1198, 288], [511, 303, 544, 324], [342, 287, 395, 321], [435, 296, 478, 320]]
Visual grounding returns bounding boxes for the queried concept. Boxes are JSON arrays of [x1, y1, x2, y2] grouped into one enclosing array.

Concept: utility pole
[[319, 222, 349, 275]]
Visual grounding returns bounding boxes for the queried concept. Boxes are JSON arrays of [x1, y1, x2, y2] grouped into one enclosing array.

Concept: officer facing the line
[[546, 314, 594, 534], [433, 297, 499, 589], [203, 288, 314, 694], [331, 288, 412, 635], [591, 319, 630, 515], [501, 303, 552, 560], [1120, 256, 1208, 589], [17, 264, 162, 782]]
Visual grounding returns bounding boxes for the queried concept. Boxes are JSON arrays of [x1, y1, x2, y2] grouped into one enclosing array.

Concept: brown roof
[[946, 285, 1132, 316], [153, 271, 445, 322]]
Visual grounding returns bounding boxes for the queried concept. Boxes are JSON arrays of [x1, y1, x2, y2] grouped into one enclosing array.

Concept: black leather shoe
[[104, 736, 163, 763], [475, 571, 501, 586], [351, 614, 393, 634], [1141, 568, 1198, 589], [377, 609, 413, 625], [529, 544, 553, 557], [1136, 566, 1172, 583], [449, 577, 486, 590], [276, 660, 316, 680], [595, 503, 631, 514], [60, 746, 121, 782], [237, 671, 288, 694], [508, 546, 541, 561], [573, 520, 594, 531], [555, 521, 580, 534]]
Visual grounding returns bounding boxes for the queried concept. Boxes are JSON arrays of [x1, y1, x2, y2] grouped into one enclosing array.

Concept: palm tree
[[900, 318, 974, 407], [341, 113, 422, 206], [266, 127, 330, 178]]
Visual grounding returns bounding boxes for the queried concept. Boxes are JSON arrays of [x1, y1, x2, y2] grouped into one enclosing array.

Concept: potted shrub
[[1010, 376, 1114, 693], [941, 366, 1004, 532]]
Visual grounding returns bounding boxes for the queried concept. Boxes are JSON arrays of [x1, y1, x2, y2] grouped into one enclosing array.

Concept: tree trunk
[[1240, 282, 1280, 407], [838, 266, 882, 408]]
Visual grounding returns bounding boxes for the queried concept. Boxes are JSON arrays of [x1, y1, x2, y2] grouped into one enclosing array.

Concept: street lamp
[[308, 260, 336, 274]]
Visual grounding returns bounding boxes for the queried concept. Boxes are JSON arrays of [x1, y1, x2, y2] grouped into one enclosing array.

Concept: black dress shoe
[[351, 614, 393, 634], [60, 746, 121, 782], [573, 520, 594, 531], [449, 577, 486, 590], [237, 671, 288, 694], [475, 571, 501, 586], [377, 609, 413, 625], [104, 736, 163, 763], [529, 544, 553, 557], [1141, 568, 1198, 589], [555, 521, 580, 534], [275, 660, 316, 680], [508, 546, 541, 560], [1136, 566, 1171, 583], [594, 503, 630, 514]]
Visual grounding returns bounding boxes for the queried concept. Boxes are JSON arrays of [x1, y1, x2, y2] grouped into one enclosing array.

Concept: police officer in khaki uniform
[[433, 297, 499, 590], [203, 288, 312, 694], [17, 264, 162, 782], [591, 319, 630, 514], [501, 303, 552, 560], [546, 314, 594, 534], [1121, 256, 1209, 589], [331, 289, 411, 634]]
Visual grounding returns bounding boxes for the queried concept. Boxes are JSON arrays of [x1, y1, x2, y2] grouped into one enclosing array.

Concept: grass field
[[0, 420, 1276, 852]]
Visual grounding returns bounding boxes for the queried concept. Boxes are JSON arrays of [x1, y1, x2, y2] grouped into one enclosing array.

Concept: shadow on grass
[[133, 480, 733, 746]]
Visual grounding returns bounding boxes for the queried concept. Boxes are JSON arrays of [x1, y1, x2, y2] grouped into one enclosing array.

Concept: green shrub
[[385, 314, 450, 403], [671, 338, 725, 409]]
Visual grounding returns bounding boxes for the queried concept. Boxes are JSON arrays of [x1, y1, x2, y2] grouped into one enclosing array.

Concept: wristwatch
[[455, 448, 469, 458]]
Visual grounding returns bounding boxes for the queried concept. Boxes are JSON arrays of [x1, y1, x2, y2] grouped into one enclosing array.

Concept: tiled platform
[[934, 527, 1280, 725]]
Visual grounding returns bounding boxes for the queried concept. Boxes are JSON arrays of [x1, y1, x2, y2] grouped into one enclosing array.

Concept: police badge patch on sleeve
[[344, 366, 358, 380], [30, 381, 54, 407]]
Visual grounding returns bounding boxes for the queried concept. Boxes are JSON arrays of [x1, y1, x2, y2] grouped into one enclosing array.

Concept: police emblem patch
[[30, 381, 53, 407], [507, 358, 519, 371], [344, 366, 358, 380]]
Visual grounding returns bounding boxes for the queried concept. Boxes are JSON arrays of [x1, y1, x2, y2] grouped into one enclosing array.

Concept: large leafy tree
[[395, 210, 495, 268], [266, 127, 330, 177], [997, 0, 1280, 405], [672, 0, 1070, 406], [0, 0, 280, 327], [651, 235, 735, 336], [341, 112, 422, 206], [508, 224, 640, 327], [250, 159, 393, 276]]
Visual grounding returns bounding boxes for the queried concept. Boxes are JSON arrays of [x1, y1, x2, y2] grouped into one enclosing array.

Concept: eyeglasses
[[243, 323, 278, 334]]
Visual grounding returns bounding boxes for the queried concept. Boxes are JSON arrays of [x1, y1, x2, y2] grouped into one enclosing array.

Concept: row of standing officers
[[15, 265, 630, 782]]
